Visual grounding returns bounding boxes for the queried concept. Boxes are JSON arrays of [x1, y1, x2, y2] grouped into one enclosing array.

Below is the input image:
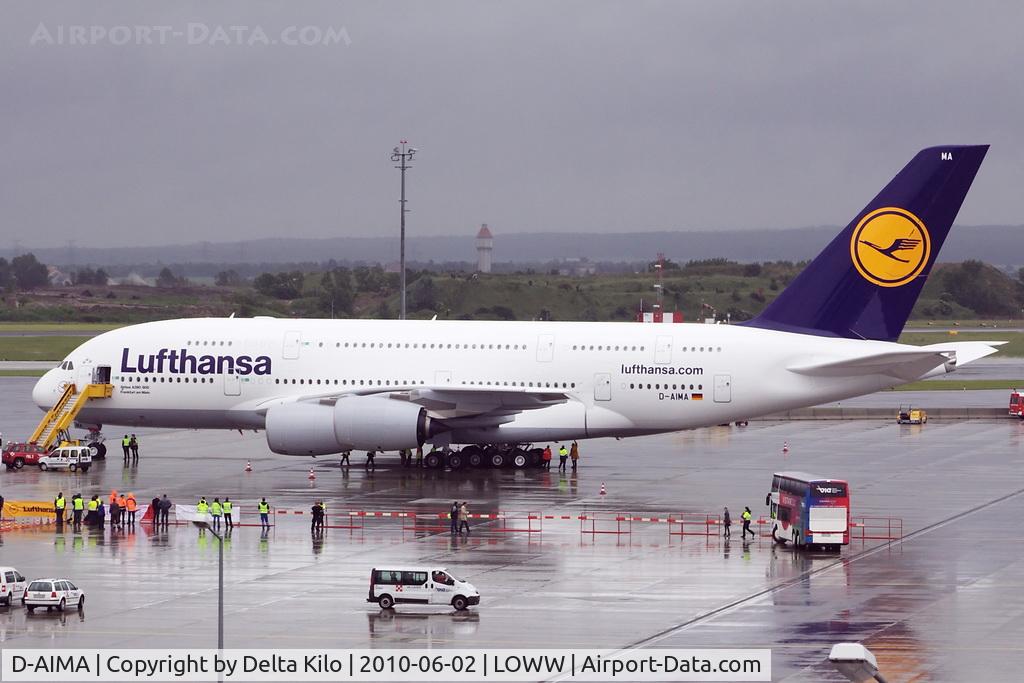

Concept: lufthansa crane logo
[[850, 207, 930, 287]]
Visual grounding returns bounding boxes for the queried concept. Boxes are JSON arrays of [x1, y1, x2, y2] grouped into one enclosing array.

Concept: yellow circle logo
[[850, 207, 930, 287]]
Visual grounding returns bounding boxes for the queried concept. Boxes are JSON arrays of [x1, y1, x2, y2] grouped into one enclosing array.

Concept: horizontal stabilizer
[[789, 341, 1004, 381]]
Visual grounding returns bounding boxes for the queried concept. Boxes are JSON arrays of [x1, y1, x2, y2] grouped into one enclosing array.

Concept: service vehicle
[[2, 442, 47, 470], [1010, 391, 1023, 419], [36, 445, 92, 472], [368, 566, 480, 611], [766, 471, 850, 550], [897, 405, 927, 424], [24, 578, 84, 612], [0, 567, 28, 606]]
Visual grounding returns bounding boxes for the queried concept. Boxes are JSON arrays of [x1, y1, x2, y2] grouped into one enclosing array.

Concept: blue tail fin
[[744, 145, 988, 342]]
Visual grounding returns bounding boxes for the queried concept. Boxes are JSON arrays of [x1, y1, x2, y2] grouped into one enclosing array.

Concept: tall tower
[[476, 224, 493, 273]]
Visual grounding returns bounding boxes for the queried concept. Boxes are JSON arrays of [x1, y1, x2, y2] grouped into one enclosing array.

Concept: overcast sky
[[2, 1, 1022, 248]]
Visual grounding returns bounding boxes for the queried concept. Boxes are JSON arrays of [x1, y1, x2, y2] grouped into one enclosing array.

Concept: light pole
[[391, 141, 417, 320], [193, 521, 224, 650]]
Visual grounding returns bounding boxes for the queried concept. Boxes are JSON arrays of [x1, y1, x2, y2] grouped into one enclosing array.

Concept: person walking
[[449, 501, 460, 535], [339, 450, 350, 467], [542, 445, 552, 470], [85, 496, 99, 526], [258, 497, 270, 530], [458, 502, 471, 535], [223, 497, 233, 530], [723, 507, 732, 539], [109, 489, 118, 507], [741, 506, 754, 540], [311, 500, 324, 533], [129, 434, 139, 465], [159, 495, 172, 527], [365, 450, 376, 469], [151, 496, 161, 525], [211, 498, 223, 531], [71, 494, 84, 531], [121, 435, 130, 463], [109, 497, 121, 529], [54, 491, 66, 529], [125, 493, 137, 526], [558, 444, 568, 472], [96, 499, 106, 530], [570, 441, 580, 471]]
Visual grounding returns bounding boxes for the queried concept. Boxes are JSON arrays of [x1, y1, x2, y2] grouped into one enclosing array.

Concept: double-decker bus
[[766, 471, 849, 550]]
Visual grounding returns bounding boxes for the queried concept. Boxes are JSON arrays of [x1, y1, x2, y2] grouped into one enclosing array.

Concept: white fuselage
[[32, 317, 938, 448]]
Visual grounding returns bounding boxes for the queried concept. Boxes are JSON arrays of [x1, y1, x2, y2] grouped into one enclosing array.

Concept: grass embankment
[[0, 322, 120, 333], [0, 336, 90, 362], [0, 369, 47, 377]]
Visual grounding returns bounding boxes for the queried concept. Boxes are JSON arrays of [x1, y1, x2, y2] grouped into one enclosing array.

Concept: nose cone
[[33, 369, 60, 411]]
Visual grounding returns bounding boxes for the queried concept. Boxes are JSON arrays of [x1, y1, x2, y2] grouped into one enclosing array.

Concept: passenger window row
[[629, 383, 704, 391], [327, 341, 529, 351]]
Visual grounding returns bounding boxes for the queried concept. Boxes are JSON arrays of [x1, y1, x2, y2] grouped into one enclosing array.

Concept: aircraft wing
[[787, 341, 1005, 381]]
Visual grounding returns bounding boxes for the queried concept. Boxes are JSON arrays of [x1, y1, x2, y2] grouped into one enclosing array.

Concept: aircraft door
[[536, 334, 555, 362], [714, 374, 732, 403], [224, 371, 241, 396], [594, 373, 611, 401], [655, 335, 673, 364], [283, 331, 301, 359], [94, 366, 111, 384]]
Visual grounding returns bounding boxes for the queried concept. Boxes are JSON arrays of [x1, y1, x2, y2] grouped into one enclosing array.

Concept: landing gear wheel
[[512, 450, 528, 468], [378, 594, 394, 610], [424, 452, 442, 469], [468, 451, 483, 467], [452, 596, 468, 611], [80, 465, 90, 473], [448, 452, 464, 470], [89, 442, 106, 459], [489, 451, 506, 468]]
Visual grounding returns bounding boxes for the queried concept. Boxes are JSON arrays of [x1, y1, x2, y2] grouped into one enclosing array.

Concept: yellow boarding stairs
[[29, 383, 113, 450]]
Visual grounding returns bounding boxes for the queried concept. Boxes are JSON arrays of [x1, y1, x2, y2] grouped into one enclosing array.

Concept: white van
[[1, 567, 28, 606], [368, 567, 480, 611], [38, 445, 92, 473]]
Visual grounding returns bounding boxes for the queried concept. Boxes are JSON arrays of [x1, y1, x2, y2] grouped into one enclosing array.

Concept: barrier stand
[[488, 511, 543, 534], [850, 516, 903, 542], [403, 512, 449, 534], [667, 513, 721, 538], [579, 511, 632, 536]]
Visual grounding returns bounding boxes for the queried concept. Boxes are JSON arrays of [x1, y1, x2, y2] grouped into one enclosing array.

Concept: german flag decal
[[692, 393, 704, 401]]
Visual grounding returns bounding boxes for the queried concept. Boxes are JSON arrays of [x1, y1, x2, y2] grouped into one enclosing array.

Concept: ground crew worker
[[151, 496, 161, 525], [159, 495, 172, 526], [72, 494, 84, 530], [109, 489, 118, 506], [320, 501, 327, 530], [542, 445, 552, 470], [129, 434, 139, 464], [223, 497, 233, 530], [96, 499, 106, 529], [211, 498, 223, 531], [197, 497, 209, 524], [55, 491, 66, 529], [723, 507, 732, 539], [86, 496, 99, 526], [558, 444, 568, 472], [339, 450, 350, 467], [125, 493, 137, 525], [116, 494, 127, 527], [449, 501, 459, 535], [741, 506, 754, 540], [258, 498, 270, 529], [570, 441, 580, 471], [311, 501, 324, 532], [365, 450, 376, 468], [121, 435, 130, 463], [110, 497, 121, 529], [458, 502, 471, 535]]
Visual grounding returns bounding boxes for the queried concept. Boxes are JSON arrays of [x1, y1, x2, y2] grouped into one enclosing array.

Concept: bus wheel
[[772, 526, 787, 545]]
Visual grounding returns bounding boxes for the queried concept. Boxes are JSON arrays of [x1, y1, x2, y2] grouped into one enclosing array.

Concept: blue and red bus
[[766, 471, 849, 550]]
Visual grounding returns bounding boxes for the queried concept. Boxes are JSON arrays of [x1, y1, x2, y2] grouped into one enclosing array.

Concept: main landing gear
[[422, 445, 544, 471]]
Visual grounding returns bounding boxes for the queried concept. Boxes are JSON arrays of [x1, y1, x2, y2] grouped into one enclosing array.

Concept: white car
[[24, 578, 84, 612], [368, 566, 480, 611], [0, 567, 27, 606], [37, 445, 92, 473]]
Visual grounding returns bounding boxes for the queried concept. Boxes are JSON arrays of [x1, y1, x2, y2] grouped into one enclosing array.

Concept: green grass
[[0, 369, 47, 377], [897, 331, 1024, 357], [889, 379, 1020, 391], [0, 336, 88, 361], [0, 322, 120, 333]]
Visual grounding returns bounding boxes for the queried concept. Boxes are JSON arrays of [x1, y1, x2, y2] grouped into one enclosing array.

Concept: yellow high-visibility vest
[[222, 501, 232, 513], [258, 502, 270, 513], [73, 498, 84, 511], [55, 496, 66, 510], [211, 502, 222, 516]]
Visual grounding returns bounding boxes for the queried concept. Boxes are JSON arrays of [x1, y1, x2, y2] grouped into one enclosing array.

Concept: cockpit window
[[58, 362, 66, 369], [67, 361, 74, 370]]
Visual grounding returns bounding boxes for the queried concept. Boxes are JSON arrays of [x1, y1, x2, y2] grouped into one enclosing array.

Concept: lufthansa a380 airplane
[[32, 146, 1000, 463]]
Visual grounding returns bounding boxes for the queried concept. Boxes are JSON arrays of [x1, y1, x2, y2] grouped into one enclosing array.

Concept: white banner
[[0, 648, 770, 681]]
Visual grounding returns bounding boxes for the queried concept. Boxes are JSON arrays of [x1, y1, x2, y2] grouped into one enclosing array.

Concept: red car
[[2, 442, 47, 470]]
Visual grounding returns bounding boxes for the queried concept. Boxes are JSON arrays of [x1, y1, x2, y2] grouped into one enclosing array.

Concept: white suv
[[24, 578, 84, 612], [0, 567, 27, 606]]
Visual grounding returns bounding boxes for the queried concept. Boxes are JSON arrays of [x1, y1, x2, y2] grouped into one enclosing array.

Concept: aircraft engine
[[264, 396, 431, 455]]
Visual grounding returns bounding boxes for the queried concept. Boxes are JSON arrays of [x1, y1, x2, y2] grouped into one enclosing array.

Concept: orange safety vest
[[117, 496, 127, 508], [109, 490, 118, 504], [125, 497, 137, 512]]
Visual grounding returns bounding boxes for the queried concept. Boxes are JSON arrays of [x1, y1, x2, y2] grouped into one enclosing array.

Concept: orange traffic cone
[[782, 441, 790, 454], [308, 468, 316, 481], [244, 461, 252, 472], [599, 482, 607, 495]]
